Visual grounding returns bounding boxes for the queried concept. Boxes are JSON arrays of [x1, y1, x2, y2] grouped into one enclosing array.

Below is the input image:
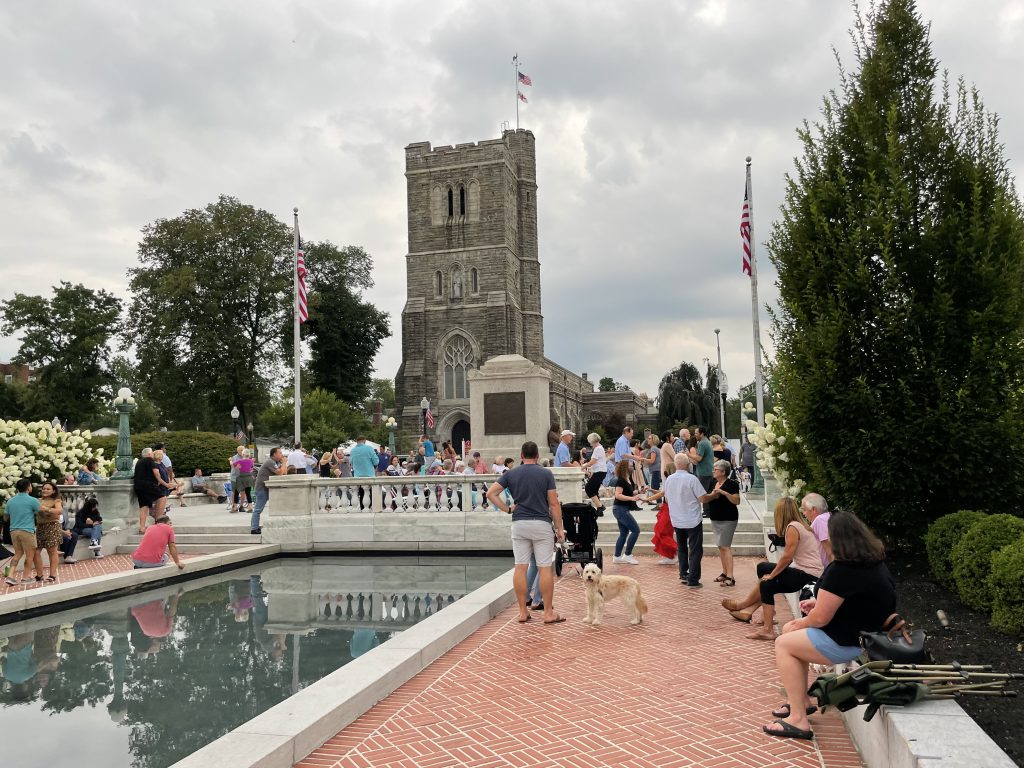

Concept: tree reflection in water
[[0, 558, 509, 768]]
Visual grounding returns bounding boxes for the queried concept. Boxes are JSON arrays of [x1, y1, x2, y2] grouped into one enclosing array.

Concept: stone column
[[549, 467, 584, 504], [467, 354, 551, 461], [260, 474, 315, 552]]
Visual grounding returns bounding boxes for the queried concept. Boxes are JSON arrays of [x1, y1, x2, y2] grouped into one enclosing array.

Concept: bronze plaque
[[484, 392, 527, 434]]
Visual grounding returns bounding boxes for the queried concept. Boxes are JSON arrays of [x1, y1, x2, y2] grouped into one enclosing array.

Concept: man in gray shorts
[[487, 441, 566, 625]]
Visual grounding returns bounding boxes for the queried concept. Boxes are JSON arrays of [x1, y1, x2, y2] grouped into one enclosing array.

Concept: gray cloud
[[1, 0, 1022, 404]]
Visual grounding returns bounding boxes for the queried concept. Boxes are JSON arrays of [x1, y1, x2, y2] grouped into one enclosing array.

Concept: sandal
[[729, 610, 754, 623], [762, 719, 813, 740], [720, 576, 736, 587], [771, 703, 819, 719], [714, 573, 727, 583], [543, 616, 567, 624], [44, 576, 57, 583], [517, 614, 532, 624]]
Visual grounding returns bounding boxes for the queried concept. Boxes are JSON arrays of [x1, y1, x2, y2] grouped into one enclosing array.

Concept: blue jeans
[[612, 504, 640, 557], [526, 555, 541, 605], [82, 524, 102, 543], [252, 488, 269, 531], [133, 554, 168, 568]]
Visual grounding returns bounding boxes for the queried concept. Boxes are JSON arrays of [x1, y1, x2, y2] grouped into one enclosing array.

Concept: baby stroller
[[554, 502, 603, 575]]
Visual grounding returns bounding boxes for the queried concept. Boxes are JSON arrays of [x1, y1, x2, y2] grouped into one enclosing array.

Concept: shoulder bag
[[860, 613, 928, 663]]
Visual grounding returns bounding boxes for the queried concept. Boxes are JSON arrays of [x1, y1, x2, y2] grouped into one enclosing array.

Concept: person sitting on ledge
[[762, 511, 896, 741], [190, 468, 227, 504], [721, 496, 824, 639], [131, 516, 185, 570]]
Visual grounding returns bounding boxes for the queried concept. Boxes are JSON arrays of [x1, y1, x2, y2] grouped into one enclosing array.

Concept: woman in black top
[[133, 448, 165, 533], [762, 511, 896, 741], [704, 460, 741, 586], [611, 459, 643, 564]]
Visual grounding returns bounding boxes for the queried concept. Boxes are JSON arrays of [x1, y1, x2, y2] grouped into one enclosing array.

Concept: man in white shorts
[[487, 441, 566, 625]]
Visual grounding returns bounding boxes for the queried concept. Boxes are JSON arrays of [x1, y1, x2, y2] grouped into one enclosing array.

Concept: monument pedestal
[[468, 355, 551, 461]]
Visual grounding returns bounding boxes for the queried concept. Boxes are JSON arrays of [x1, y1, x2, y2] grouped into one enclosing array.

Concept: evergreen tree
[[656, 361, 718, 433], [769, 0, 1024, 543]]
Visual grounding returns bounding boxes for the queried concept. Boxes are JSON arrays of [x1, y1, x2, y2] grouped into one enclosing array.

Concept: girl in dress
[[651, 464, 678, 565], [35, 482, 64, 582]]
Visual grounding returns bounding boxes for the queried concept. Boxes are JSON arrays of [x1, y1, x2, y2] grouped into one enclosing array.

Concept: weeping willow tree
[[769, 0, 1024, 546], [656, 362, 719, 433]]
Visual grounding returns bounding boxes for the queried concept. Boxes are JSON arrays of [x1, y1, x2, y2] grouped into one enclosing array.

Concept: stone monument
[[467, 355, 551, 460]]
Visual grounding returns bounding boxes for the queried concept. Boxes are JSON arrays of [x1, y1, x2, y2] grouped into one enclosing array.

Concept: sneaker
[[657, 557, 678, 565], [623, 555, 640, 565], [24, 577, 39, 584], [612, 555, 627, 564], [94, 551, 104, 559], [250, 528, 262, 534], [88, 540, 101, 550], [4, 576, 17, 586], [687, 582, 704, 589], [217, 496, 227, 504], [64, 556, 77, 564]]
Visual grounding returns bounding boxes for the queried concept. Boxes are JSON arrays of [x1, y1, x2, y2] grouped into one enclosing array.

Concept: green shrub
[[85, 431, 238, 475], [989, 537, 1024, 634], [951, 514, 1024, 611], [924, 510, 988, 589]]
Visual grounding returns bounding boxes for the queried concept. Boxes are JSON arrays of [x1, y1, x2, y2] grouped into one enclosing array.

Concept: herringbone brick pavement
[[298, 556, 863, 768]]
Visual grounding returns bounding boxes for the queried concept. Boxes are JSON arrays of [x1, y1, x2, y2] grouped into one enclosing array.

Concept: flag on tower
[[426, 406, 435, 429], [740, 181, 752, 277], [518, 91, 528, 103], [518, 71, 532, 86], [297, 235, 309, 323]]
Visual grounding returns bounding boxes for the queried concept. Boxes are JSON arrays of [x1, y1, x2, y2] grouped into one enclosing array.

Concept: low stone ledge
[[172, 568, 515, 768]]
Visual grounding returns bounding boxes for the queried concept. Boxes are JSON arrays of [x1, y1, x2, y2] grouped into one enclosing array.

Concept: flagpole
[[513, 53, 519, 130], [293, 207, 301, 445], [746, 157, 765, 426]]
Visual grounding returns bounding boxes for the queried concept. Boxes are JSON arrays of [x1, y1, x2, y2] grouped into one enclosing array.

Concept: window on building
[[459, 186, 466, 217], [27, 375, 36, 383], [471, 267, 479, 294], [435, 271, 443, 296], [447, 188, 454, 218], [3, 374, 12, 385], [443, 335, 475, 400]]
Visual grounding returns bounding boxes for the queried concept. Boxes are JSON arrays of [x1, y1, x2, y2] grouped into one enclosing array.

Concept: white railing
[[311, 590, 466, 626], [311, 474, 506, 515]]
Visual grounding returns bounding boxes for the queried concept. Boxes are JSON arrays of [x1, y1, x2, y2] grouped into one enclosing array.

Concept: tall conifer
[[769, 0, 1024, 542]]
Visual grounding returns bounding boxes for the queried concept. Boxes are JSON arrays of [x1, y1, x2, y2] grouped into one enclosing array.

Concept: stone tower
[[395, 129, 545, 447]]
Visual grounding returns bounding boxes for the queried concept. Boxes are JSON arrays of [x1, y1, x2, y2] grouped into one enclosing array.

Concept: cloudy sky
[[2, 0, 1023, 402]]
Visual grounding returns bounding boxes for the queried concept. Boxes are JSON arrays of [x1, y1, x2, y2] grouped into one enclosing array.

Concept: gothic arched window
[[471, 267, 479, 294], [447, 188, 454, 218], [459, 186, 466, 216], [443, 335, 474, 400], [435, 271, 443, 296]]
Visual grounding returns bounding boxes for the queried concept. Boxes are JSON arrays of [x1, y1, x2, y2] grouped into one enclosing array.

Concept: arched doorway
[[451, 419, 471, 454]]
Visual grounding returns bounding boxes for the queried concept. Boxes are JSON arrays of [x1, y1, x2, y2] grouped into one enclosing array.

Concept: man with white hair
[[648, 453, 708, 588], [801, 493, 832, 566]]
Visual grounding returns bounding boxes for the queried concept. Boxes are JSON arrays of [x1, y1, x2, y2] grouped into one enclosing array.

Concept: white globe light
[[117, 387, 133, 400]]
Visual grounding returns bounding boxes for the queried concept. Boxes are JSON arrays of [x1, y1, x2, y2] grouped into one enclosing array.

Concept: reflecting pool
[[0, 556, 510, 767]]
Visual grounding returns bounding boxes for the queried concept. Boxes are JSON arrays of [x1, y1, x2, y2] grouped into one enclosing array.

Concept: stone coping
[[172, 567, 516, 768], [0, 544, 280, 623]]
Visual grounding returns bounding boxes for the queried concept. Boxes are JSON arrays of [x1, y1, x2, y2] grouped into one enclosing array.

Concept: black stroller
[[554, 502, 603, 575]]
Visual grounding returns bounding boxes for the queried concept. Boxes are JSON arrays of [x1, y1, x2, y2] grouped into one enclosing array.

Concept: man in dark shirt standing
[[487, 441, 566, 625], [252, 448, 288, 534]]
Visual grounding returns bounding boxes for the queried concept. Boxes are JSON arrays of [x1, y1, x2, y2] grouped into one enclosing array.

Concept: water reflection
[[0, 557, 509, 768]]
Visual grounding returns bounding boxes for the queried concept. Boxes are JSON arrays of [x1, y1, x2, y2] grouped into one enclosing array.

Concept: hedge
[[989, 537, 1024, 634], [950, 514, 1024, 611], [924, 510, 988, 590], [86, 431, 238, 475]]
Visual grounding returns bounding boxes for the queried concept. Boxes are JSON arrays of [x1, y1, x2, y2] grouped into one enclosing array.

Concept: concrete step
[[115, 541, 260, 554], [125, 533, 256, 545]]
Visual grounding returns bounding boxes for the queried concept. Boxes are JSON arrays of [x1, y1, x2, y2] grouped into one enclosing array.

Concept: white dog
[[581, 562, 649, 626]]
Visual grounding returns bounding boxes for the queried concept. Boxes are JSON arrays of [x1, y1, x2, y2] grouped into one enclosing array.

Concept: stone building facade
[[394, 130, 593, 450]]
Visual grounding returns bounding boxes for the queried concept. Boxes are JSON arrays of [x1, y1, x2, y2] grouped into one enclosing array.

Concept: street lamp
[[385, 416, 397, 455], [247, 421, 255, 459], [714, 329, 727, 439], [231, 406, 241, 444], [112, 387, 137, 479], [420, 397, 430, 438]]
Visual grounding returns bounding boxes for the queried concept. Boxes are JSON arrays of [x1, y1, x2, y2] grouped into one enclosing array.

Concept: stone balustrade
[[261, 467, 585, 552]]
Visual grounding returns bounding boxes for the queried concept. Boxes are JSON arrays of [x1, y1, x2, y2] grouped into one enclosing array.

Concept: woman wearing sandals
[[705, 460, 741, 586], [34, 481, 64, 583], [762, 511, 895, 740], [721, 496, 823, 639]]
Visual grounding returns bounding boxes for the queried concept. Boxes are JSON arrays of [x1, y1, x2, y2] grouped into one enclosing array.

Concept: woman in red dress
[[651, 464, 678, 564]]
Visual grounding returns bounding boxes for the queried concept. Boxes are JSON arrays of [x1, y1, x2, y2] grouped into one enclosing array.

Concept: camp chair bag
[[860, 613, 927, 663]]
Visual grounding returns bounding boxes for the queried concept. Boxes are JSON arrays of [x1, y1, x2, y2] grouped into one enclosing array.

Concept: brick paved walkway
[[298, 555, 863, 768], [0, 552, 198, 595]]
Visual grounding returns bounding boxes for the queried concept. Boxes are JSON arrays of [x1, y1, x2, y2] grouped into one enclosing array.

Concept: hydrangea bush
[[744, 405, 809, 497], [0, 419, 106, 502]]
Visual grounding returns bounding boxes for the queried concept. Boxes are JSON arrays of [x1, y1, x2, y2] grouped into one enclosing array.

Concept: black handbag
[[860, 613, 928, 663], [766, 532, 787, 552]]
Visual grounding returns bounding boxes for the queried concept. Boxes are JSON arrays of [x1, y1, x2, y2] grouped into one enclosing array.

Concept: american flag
[[426, 406, 435, 429], [518, 71, 532, 87], [740, 180, 752, 277], [297, 236, 309, 323], [234, 428, 246, 442], [518, 91, 528, 103]]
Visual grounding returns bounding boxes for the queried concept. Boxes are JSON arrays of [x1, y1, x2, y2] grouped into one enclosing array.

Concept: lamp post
[[247, 421, 256, 460], [112, 387, 137, 479], [420, 397, 429, 438], [231, 406, 241, 444], [714, 329, 727, 439], [385, 416, 397, 455]]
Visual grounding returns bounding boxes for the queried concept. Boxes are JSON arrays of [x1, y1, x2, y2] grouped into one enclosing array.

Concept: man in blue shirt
[[554, 429, 577, 467], [4, 478, 40, 585], [614, 425, 639, 464], [349, 436, 379, 511], [421, 435, 434, 461]]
